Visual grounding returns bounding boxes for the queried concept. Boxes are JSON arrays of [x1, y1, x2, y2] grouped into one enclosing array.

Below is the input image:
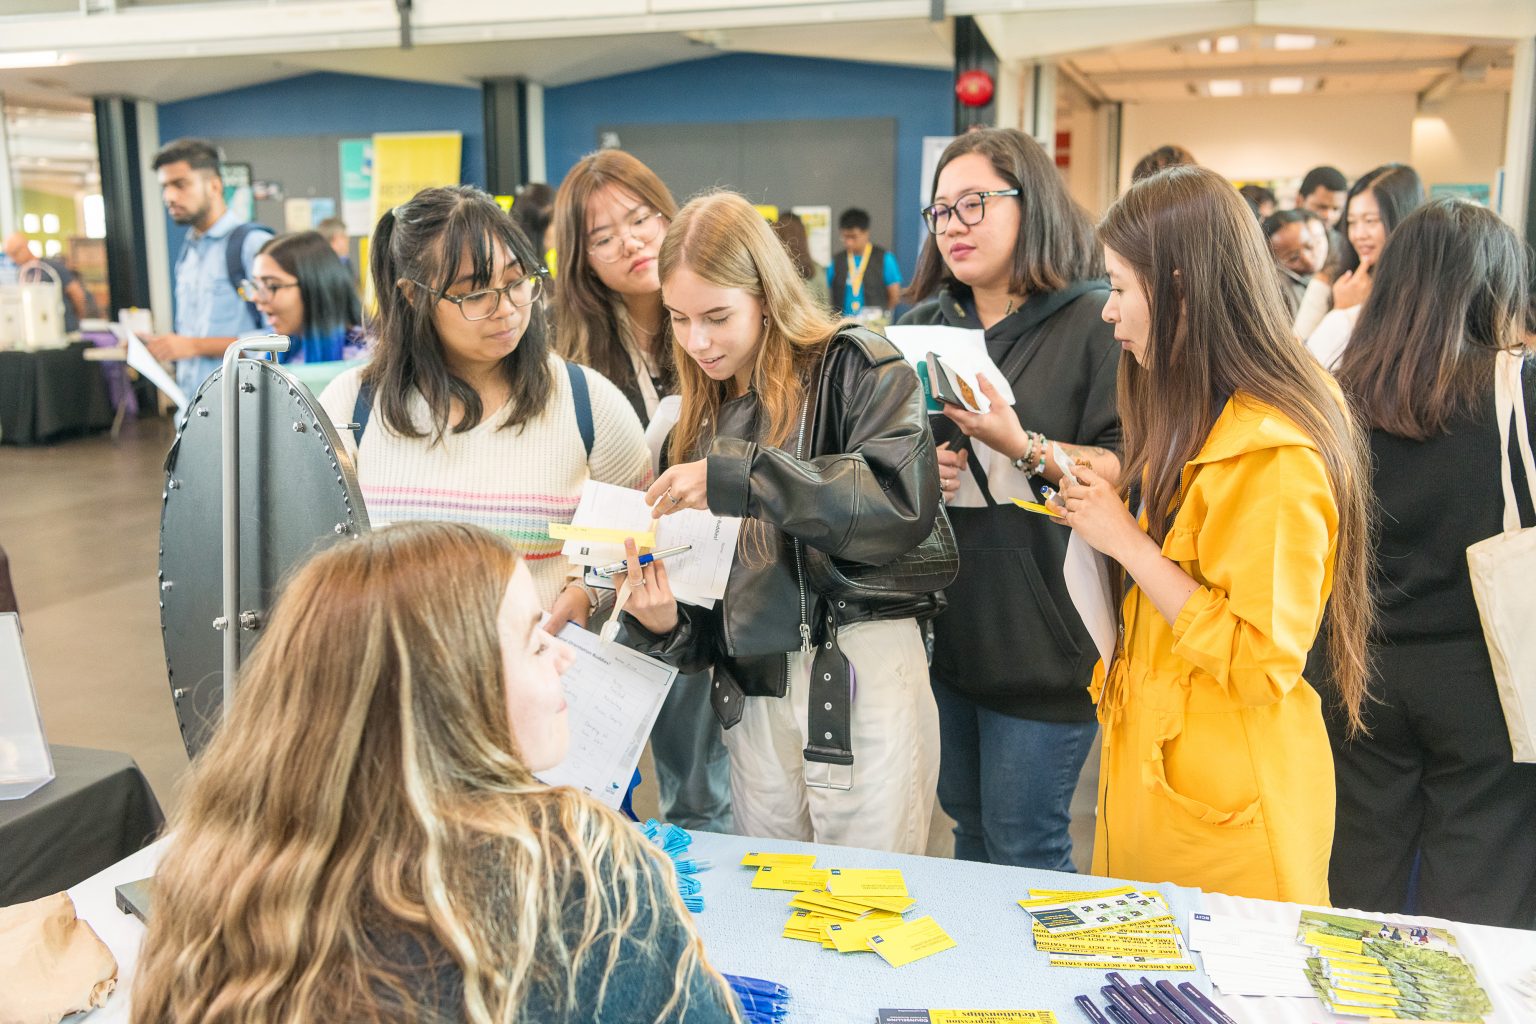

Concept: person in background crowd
[[900, 128, 1121, 871], [315, 216, 351, 264], [771, 211, 831, 311], [1306, 163, 1424, 368], [1060, 164, 1372, 903], [318, 185, 647, 633], [553, 151, 679, 426], [1262, 209, 1327, 317], [830, 207, 902, 318], [143, 137, 274, 397], [619, 191, 942, 854], [2, 231, 95, 332], [1326, 198, 1536, 929], [245, 230, 367, 364], [551, 151, 733, 833], [1239, 184, 1277, 218], [1130, 144, 1196, 183], [511, 182, 557, 265], [129, 521, 740, 1024], [1297, 165, 1349, 229]]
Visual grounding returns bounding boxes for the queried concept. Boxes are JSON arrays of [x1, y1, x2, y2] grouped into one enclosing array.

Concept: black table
[[0, 745, 164, 906], [0, 342, 114, 445]]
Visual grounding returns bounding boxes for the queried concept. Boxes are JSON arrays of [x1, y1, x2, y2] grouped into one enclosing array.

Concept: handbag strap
[[1495, 350, 1536, 534]]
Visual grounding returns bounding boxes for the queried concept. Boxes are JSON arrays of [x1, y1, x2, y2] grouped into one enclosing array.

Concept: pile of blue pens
[[723, 973, 790, 1023], [1075, 972, 1237, 1024], [641, 818, 708, 912]]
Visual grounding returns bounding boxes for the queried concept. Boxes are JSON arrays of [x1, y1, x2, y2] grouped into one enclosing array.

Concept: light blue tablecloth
[[683, 830, 1214, 1024]]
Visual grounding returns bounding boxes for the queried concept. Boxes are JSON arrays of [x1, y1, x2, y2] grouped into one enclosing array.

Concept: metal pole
[[220, 336, 289, 718]]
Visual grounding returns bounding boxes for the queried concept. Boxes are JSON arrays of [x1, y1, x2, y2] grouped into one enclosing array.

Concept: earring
[[762, 316, 769, 327]]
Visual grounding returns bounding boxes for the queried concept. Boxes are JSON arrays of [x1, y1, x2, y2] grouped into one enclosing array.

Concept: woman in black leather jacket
[[617, 190, 943, 853]]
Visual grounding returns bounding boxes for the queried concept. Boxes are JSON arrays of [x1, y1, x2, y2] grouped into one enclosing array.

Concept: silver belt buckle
[[805, 761, 854, 791]]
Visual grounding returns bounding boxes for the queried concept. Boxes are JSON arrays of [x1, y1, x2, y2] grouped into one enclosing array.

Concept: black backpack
[[224, 221, 274, 330]]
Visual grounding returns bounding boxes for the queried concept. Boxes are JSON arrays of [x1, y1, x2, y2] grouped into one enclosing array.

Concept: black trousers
[[1324, 637, 1536, 929]]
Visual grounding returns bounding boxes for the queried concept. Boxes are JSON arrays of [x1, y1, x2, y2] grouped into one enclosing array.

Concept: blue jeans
[[650, 669, 734, 833], [933, 682, 1097, 870]]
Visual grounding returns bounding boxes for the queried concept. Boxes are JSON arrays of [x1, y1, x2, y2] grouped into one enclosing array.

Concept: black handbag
[[803, 502, 958, 600]]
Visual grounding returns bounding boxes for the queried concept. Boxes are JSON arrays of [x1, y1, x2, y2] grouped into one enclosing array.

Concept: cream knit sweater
[[320, 355, 649, 610]]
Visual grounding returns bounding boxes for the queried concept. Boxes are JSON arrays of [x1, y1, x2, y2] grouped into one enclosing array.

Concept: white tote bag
[[1467, 350, 1536, 762]]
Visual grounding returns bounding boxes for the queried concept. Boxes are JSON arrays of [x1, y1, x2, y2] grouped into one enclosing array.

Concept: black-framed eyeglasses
[[412, 271, 546, 321], [921, 189, 1022, 234], [237, 278, 299, 302], [587, 209, 666, 264]]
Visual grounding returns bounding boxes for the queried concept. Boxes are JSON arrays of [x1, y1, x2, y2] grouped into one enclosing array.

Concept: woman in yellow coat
[[1055, 166, 1373, 904]]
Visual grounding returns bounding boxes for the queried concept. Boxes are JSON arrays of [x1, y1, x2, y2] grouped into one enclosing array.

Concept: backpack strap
[[565, 360, 594, 460], [224, 222, 268, 329], [351, 376, 374, 447]]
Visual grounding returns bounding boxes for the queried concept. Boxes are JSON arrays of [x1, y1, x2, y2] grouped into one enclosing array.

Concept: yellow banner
[[369, 131, 463, 225]]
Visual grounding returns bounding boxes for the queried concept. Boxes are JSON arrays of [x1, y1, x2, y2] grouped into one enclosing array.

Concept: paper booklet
[[885, 324, 1017, 410], [558, 480, 741, 608], [534, 620, 677, 809]]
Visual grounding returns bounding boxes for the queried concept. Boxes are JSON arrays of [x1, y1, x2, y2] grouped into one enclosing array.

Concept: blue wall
[[157, 71, 484, 181], [544, 53, 952, 277]]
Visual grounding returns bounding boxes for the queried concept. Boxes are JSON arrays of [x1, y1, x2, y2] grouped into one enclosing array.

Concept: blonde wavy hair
[[660, 190, 851, 464], [131, 521, 731, 1024]]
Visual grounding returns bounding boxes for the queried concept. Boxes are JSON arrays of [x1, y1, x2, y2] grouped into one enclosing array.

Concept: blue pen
[[1137, 978, 1199, 1024], [1075, 994, 1112, 1024], [593, 544, 693, 578], [1107, 973, 1179, 1024], [1101, 986, 1155, 1024]]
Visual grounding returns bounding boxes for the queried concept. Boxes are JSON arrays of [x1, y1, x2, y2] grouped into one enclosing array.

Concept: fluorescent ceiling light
[[1195, 35, 1243, 55], [1269, 77, 1306, 94], [0, 50, 65, 70], [1208, 79, 1244, 97], [1273, 34, 1319, 50]]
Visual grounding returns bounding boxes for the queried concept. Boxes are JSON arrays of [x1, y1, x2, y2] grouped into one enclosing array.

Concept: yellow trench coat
[[1091, 394, 1338, 904]]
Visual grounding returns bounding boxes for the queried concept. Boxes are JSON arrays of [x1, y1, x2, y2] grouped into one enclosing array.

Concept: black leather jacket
[[616, 327, 941, 721]]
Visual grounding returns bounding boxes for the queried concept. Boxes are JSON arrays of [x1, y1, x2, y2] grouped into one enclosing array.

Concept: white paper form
[[885, 324, 1016, 410], [560, 480, 741, 607], [534, 621, 677, 809], [1064, 530, 1118, 674], [119, 327, 189, 410]]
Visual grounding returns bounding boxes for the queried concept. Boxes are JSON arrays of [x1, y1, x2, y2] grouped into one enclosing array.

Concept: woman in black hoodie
[[898, 128, 1120, 870]]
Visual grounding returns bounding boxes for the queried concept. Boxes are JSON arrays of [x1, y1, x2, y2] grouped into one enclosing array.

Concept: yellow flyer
[[752, 865, 831, 892], [740, 851, 818, 869], [827, 868, 910, 899], [868, 915, 956, 968], [826, 915, 893, 953]]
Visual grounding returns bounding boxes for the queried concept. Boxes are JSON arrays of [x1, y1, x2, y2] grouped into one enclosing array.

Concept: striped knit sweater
[[319, 355, 649, 610]]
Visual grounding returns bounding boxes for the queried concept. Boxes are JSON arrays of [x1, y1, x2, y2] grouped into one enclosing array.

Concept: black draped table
[[0, 341, 115, 445], [0, 745, 164, 906]]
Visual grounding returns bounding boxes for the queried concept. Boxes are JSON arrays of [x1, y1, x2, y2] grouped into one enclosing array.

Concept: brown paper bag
[[0, 891, 118, 1024]]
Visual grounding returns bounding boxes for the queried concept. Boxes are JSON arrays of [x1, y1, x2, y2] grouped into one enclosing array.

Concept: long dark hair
[[551, 150, 679, 393], [1337, 198, 1529, 441], [258, 231, 361, 363], [1337, 164, 1423, 274], [1099, 164, 1373, 733], [907, 128, 1101, 304], [366, 185, 552, 443], [772, 212, 817, 280]]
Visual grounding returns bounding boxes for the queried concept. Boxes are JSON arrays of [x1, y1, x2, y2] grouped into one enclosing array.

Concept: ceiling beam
[[1086, 57, 1459, 85]]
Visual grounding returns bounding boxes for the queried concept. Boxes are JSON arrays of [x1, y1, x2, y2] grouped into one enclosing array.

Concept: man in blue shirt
[[143, 138, 272, 397], [828, 207, 902, 317]]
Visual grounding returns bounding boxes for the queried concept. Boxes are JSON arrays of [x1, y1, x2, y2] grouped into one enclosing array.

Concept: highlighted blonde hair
[[131, 522, 731, 1024]]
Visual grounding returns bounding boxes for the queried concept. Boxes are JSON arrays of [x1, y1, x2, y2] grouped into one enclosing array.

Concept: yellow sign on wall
[[369, 131, 463, 224]]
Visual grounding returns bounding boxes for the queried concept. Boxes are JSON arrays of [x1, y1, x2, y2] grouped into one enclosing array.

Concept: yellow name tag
[[867, 915, 956, 968]]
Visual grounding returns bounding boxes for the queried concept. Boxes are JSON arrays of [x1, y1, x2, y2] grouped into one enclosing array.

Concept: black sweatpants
[[1324, 637, 1536, 929]]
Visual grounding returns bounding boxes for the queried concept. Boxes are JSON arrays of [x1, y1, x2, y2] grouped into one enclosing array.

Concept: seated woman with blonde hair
[[131, 521, 739, 1024]]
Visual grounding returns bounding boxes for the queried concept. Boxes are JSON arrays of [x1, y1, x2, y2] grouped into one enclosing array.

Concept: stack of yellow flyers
[[1016, 886, 1197, 972], [741, 853, 955, 968]]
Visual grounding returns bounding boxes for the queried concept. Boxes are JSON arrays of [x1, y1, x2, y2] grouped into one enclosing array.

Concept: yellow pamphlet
[[827, 868, 910, 899], [547, 522, 656, 547], [752, 865, 831, 892], [842, 894, 918, 914], [826, 915, 894, 953], [788, 890, 865, 920], [867, 915, 956, 968], [740, 852, 818, 869]]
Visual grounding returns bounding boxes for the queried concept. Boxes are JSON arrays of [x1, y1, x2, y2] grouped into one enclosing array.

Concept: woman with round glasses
[[897, 128, 1122, 872], [242, 230, 367, 364], [319, 185, 649, 632], [551, 151, 735, 834], [553, 151, 680, 426]]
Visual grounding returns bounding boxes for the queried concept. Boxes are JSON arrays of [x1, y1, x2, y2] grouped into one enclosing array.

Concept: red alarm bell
[[956, 69, 995, 107]]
